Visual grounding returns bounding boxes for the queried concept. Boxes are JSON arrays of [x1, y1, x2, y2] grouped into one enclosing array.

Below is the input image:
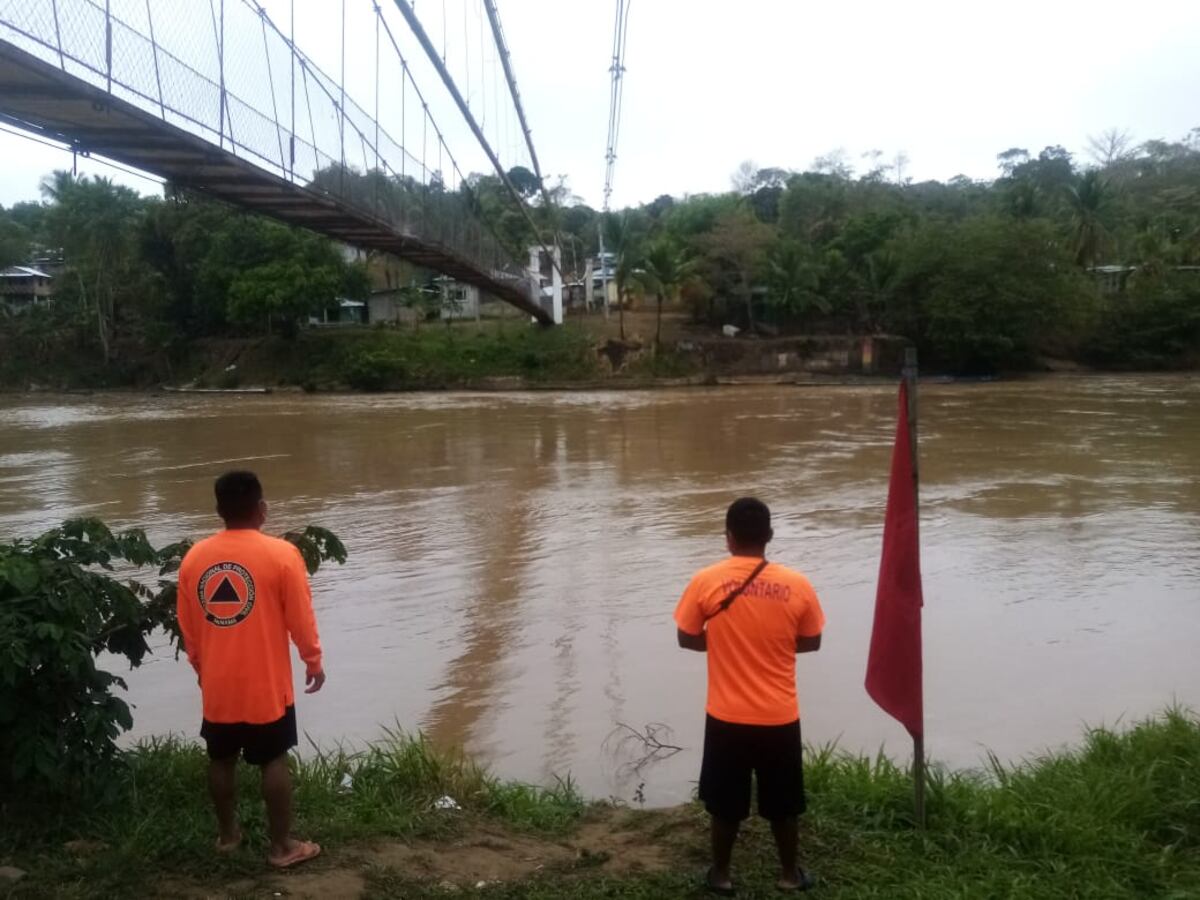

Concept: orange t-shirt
[[674, 556, 825, 726], [177, 529, 323, 724]]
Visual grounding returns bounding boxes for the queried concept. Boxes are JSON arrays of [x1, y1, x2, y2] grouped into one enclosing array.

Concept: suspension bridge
[[0, 0, 557, 323]]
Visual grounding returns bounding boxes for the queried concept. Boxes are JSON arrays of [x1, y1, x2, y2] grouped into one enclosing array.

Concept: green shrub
[[0, 519, 345, 800], [1085, 272, 1200, 368], [345, 348, 407, 390]]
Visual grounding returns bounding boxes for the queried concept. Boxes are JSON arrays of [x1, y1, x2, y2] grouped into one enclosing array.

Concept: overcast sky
[[2, 0, 1199, 209]]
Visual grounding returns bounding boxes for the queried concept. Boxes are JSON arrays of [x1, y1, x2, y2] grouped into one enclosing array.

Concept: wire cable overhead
[[602, 0, 631, 212]]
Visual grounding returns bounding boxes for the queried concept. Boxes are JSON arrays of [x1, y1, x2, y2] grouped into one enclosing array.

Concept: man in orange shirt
[[178, 471, 326, 868], [675, 497, 825, 895]]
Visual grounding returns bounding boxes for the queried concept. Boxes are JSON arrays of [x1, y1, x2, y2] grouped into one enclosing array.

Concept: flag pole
[[903, 346, 926, 828]]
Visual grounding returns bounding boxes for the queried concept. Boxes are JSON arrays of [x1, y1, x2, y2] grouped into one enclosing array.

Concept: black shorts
[[698, 714, 805, 822], [201, 705, 297, 766]]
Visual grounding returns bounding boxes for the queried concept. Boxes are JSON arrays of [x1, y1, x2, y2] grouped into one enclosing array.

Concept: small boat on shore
[[161, 385, 272, 394]]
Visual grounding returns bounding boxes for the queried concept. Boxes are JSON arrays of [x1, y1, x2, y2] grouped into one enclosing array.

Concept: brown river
[[2, 376, 1198, 805]]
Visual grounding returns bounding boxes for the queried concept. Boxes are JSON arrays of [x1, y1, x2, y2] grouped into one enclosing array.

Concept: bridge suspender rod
[[258, 4, 285, 170], [374, 4, 380, 176], [146, 0, 165, 118], [104, 0, 111, 93], [289, 0, 295, 178], [52, 0, 65, 70], [388, 0, 561, 289], [340, 0, 346, 178]]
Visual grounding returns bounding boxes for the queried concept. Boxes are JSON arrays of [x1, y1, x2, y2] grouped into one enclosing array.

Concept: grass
[[190, 322, 607, 391], [3, 710, 1200, 898]]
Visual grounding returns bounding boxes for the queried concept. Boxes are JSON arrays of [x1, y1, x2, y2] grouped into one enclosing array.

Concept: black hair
[[215, 470, 263, 524], [726, 497, 772, 547]]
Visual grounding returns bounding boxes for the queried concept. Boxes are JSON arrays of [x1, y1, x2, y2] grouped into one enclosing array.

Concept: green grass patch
[[293, 323, 603, 390], [2, 710, 1200, 898]]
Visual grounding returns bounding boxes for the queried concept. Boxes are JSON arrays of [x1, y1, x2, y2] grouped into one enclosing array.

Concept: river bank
[[2, 710, 1198, 899], [1, 314, 905, 393], [6, 311, 1179, 395]]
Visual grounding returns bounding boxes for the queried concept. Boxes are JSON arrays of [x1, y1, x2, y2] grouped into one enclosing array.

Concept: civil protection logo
[[198, 561, 256, 627]]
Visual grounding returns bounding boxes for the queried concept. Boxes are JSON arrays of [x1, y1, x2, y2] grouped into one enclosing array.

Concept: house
[[436, 277, 481, 320], [0, 265, 54, 310], [1089, 264, 1200, 296], [367, 287, 418, 325], [1090, 265, 1135, 295], [311, 298, 367, 326], [585, 252, 617, 309]]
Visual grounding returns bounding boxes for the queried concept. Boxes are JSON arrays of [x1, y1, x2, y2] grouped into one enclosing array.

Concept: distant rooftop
[[0, 265, 52, 279]]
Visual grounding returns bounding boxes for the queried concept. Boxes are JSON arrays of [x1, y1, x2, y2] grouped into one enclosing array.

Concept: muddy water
[[2, 377, 1198, 805]]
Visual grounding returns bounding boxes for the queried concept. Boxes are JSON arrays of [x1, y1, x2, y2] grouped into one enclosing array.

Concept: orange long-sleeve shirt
[[177, 529, 323, 724]]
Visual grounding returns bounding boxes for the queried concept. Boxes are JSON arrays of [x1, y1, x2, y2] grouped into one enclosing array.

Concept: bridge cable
[[371, 3, 557, 290], [0, 121, 163, 187], [290, 0, 295, 178], [257, 5, 286, 172], [480, 0, 565, 275], [389, 0, 561, 288], [602, 0, 631, 213]]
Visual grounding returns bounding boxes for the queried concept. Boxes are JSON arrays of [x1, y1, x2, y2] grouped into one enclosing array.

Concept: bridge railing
[[0, 0, 531, 290]]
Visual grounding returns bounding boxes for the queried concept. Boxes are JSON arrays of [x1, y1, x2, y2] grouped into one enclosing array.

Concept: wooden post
[[903, 346, 926, 828]]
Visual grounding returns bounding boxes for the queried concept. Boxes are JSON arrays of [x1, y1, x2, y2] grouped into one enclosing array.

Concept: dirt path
[[158, 807, 693, 899]]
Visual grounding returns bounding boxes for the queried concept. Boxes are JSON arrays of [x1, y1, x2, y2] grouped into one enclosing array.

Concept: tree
[[604, 212, 645, 340], [218, 221, 367, 333], [0, 208, 29, 269], [810, 149, 854, 179], [778, 172, 850, 245], [1066, 171, 1112, 268], [637, 238, 694, 354], [889, 216, 1094, 371], [731, 160, 758, 195], [1087, 128, 1135, 168], [997, 147, 1030, 178], [40, 172, 150, 363], [697, 209, 773, 331], [507, 165, 541, 200], [763, 239, 826, 326]]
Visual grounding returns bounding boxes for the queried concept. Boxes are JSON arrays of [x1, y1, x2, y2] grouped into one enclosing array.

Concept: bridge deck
[[0, 41, 549, 324]]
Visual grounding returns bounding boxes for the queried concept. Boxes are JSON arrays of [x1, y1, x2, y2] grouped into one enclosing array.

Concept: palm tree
[[604, 213, 642, 341], [1066, 171, 1112, 268], [764, 240, 825, 328], [637, 238, 694, 355]]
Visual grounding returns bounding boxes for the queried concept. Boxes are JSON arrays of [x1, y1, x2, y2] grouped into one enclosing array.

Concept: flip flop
[[268, 840, 321, 869], [215, 832, 242, 853], [777, 868, 816, 892], [705, 867, 736, 897]]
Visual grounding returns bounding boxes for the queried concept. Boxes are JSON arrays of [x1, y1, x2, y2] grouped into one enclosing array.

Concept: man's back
[[675, 556, 824, 725], [178, 529, 321, 725]]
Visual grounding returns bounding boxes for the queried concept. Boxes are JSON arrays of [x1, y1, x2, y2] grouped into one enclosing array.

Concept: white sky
[[2, 0, 1199, 209]]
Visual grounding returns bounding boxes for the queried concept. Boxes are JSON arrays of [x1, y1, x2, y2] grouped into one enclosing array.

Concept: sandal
[[705, 866, 736, 897], [268, 839, 321, 869], [778, 868, 816, 892], [215, 832, 242, 853]]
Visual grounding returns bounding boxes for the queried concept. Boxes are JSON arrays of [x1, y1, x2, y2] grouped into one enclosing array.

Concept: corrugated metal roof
[[0, 265, 53, 279]]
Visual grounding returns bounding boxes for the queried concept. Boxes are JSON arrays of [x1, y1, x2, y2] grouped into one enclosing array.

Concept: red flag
[[865, 380, 924, 739]]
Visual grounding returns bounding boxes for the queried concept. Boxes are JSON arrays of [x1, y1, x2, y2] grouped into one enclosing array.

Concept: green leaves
[[1, 555, 41, 593], [0, 517, 346, 800], [284, 526, 350, 575]]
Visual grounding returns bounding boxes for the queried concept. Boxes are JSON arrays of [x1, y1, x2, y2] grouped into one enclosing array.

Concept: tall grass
[[2, 710, 1199, 898]]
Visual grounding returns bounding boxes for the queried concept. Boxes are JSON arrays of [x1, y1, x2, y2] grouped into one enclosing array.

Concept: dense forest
[[2, 127, 1200, 378], [521, 128, 1200, 371]]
